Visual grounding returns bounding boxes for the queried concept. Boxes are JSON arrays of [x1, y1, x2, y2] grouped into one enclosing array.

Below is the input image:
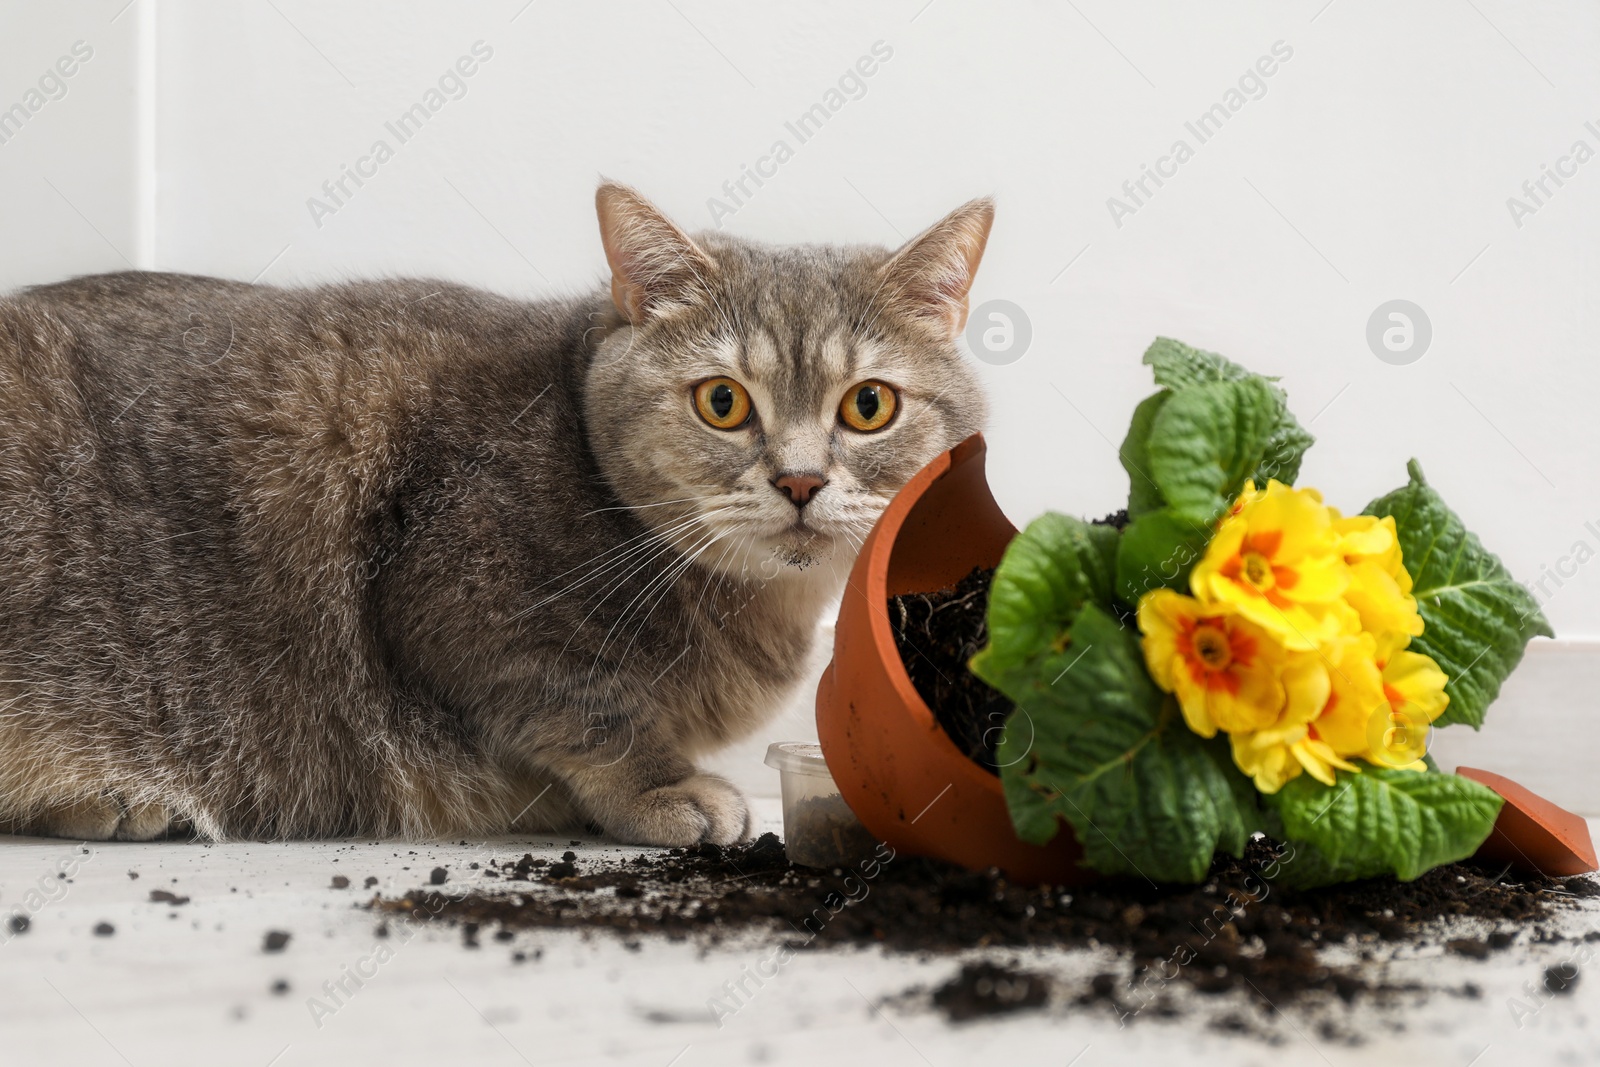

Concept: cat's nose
[[772, 472, 827, 508]]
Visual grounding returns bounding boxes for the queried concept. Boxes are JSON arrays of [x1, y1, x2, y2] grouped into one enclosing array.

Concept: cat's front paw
[[606, 773, 751, 847], [23, 795, 176, 841]]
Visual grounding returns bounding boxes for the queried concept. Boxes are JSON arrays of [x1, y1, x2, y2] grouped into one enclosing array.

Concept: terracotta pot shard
[[1457, 766, 1598, 878]]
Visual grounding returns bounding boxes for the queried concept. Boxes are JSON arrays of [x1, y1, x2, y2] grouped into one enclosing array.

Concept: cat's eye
[[839, 380, 898, 433], [693, 377, 753, 430]]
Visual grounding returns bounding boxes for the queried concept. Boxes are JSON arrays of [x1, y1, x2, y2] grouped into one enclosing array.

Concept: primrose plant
[[970, 339, 1551, 887]]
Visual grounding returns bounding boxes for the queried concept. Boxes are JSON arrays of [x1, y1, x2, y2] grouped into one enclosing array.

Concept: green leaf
[[1257, 415, 1316, 488], [1364, 460, 1553, 729], [1143, 336, 1262, 390], [1139, 337, 1315, 493], [1268, 765, 1504, 887], [1113, 506, 1212, 604], [1146, 378, 1282, 521], [1119, 391, 1170, 520], [979, 604, 1256, 883], [969, 513, 1117, 680]]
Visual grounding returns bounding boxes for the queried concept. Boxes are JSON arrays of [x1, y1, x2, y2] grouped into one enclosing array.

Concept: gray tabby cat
[[0, 183, 991, 844]]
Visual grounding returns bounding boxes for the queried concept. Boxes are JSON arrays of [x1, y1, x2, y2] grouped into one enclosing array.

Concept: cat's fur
[[0, 183, 991, 843]]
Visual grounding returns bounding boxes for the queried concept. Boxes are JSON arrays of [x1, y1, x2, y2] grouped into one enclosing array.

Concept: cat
[[0, 182, 992, 844]]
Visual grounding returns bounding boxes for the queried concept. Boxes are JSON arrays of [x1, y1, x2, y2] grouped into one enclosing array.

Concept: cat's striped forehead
[[664, 237, 912, 394]]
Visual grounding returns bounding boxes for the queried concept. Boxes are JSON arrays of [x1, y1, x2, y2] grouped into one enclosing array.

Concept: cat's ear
[[877, 197, 994, 336], [596, 181, 716, 326]]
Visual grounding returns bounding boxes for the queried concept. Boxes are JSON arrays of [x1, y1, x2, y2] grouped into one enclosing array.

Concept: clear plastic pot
[[764, 742, 879, 869]]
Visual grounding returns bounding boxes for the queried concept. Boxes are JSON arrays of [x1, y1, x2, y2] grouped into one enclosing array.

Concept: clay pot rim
[[862, 433, 1011, 804]]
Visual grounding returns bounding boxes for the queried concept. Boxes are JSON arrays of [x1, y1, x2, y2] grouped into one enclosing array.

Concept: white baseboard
[[711, 631, 1600, 818]]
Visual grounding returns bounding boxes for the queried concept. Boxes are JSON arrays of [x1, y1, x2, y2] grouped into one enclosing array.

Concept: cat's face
[[585, 183, 992, 584]]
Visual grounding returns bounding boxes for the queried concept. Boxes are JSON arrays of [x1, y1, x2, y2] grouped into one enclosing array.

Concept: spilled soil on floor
[[376, 832, 1597, 1026]]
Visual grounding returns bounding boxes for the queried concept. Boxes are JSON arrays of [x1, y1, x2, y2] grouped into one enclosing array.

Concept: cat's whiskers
[[513, 528, 688, 622], [681, 530, 740, 634], [554, 508, 735, 657], [579, 495, 705, 518], [585, 522, 733, 679], [605, 531, 737, 675], [513, 507, 724, 619], [560, 511, 723, 610], [678, 531, 752, 639], [691, 529, 751, 620], [529, 512, 699, 588]]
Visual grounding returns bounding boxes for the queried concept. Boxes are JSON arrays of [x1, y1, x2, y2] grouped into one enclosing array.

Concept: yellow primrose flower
[[1190, 480, 1353, 650], [1366, 633, 1450, 768], [1223, 635, 1365, 793], [1225, 642, 1354, 792], [1333, 513, 1423, 642], [1230, 716, 1359, 793], [1138, 590, 1326, 739], [1139, 479, 1450, 795], [1302, 632, 1388, 760], [1221, 478, 1266, 520], [1226, 632, 1450, 789]]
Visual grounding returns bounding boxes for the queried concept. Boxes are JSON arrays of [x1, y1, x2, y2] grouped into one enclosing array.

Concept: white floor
[[1, 800, 1597, 1067]]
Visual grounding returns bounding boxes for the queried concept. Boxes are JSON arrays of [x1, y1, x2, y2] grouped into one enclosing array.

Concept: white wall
[[0, 3, 146, 287], [3, 1, 1598, 800]]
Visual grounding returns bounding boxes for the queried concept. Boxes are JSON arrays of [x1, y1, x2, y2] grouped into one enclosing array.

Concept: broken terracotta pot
[[812, 434, 1595, 889], [1458, 766, 1598, 878], [814, 434, 1092, 885]]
